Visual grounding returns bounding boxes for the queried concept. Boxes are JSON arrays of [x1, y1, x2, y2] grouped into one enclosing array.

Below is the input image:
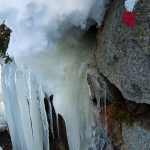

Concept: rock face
[[95, 0, 150, 149], [122, 123, 150, 150], [96, 0, 150, 104]]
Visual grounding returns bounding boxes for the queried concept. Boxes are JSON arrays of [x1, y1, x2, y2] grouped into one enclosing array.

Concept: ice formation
[[2, 39, 93, 150], [0, 0, 109, 57], [0, 0, 110, 149], [0, 101, 7, 131], [0, 66, 7, 131]]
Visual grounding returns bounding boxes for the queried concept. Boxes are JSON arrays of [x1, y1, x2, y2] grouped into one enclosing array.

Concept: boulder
[[96, 0, 150, 104], [122, 123, 150, 150]]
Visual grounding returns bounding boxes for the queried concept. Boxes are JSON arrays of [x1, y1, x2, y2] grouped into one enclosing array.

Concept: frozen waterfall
[[0, 0, 111, 149], [1, 37, 96, 150]]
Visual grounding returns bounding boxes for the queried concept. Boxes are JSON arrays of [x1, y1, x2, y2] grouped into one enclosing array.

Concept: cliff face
[[96, 0, 150, 104], [95, 0, 150, 149]]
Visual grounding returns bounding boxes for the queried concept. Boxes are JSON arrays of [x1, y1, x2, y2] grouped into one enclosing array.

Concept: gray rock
[[136, 103, 150, 115], [122, 123, 150, 150], [96, 0, 150, 104], [139, 113, 150, 130]]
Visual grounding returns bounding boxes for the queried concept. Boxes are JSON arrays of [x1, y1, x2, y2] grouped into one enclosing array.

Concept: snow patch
[[0, 0, 109, 57], [125, 0, 139, 12]]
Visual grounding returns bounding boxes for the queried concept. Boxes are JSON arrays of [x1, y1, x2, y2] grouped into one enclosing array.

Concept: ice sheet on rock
[[88, 97, 113, 150], [0, 0, 109, 57], [87, 72, 107, 108]]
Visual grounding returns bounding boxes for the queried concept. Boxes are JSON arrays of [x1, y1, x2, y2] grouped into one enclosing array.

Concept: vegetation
[[100, 101, 135, 148], [0, 22, 12, 64], [103, 102, 134, 125]]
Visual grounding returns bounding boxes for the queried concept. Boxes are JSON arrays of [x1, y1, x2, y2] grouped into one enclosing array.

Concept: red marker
[[122, 0, 139, 28], [122, 10, 136, 28]]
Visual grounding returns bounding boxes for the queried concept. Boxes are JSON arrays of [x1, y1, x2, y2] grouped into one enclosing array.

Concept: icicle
[[1, 36, 94, 150], [87, 71, 107, 109], [0, 101, 7, 131]]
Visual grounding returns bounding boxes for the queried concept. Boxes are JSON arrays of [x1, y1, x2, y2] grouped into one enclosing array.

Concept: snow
[[125, 0, 139, 12], [0, 0, 109, 58]]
